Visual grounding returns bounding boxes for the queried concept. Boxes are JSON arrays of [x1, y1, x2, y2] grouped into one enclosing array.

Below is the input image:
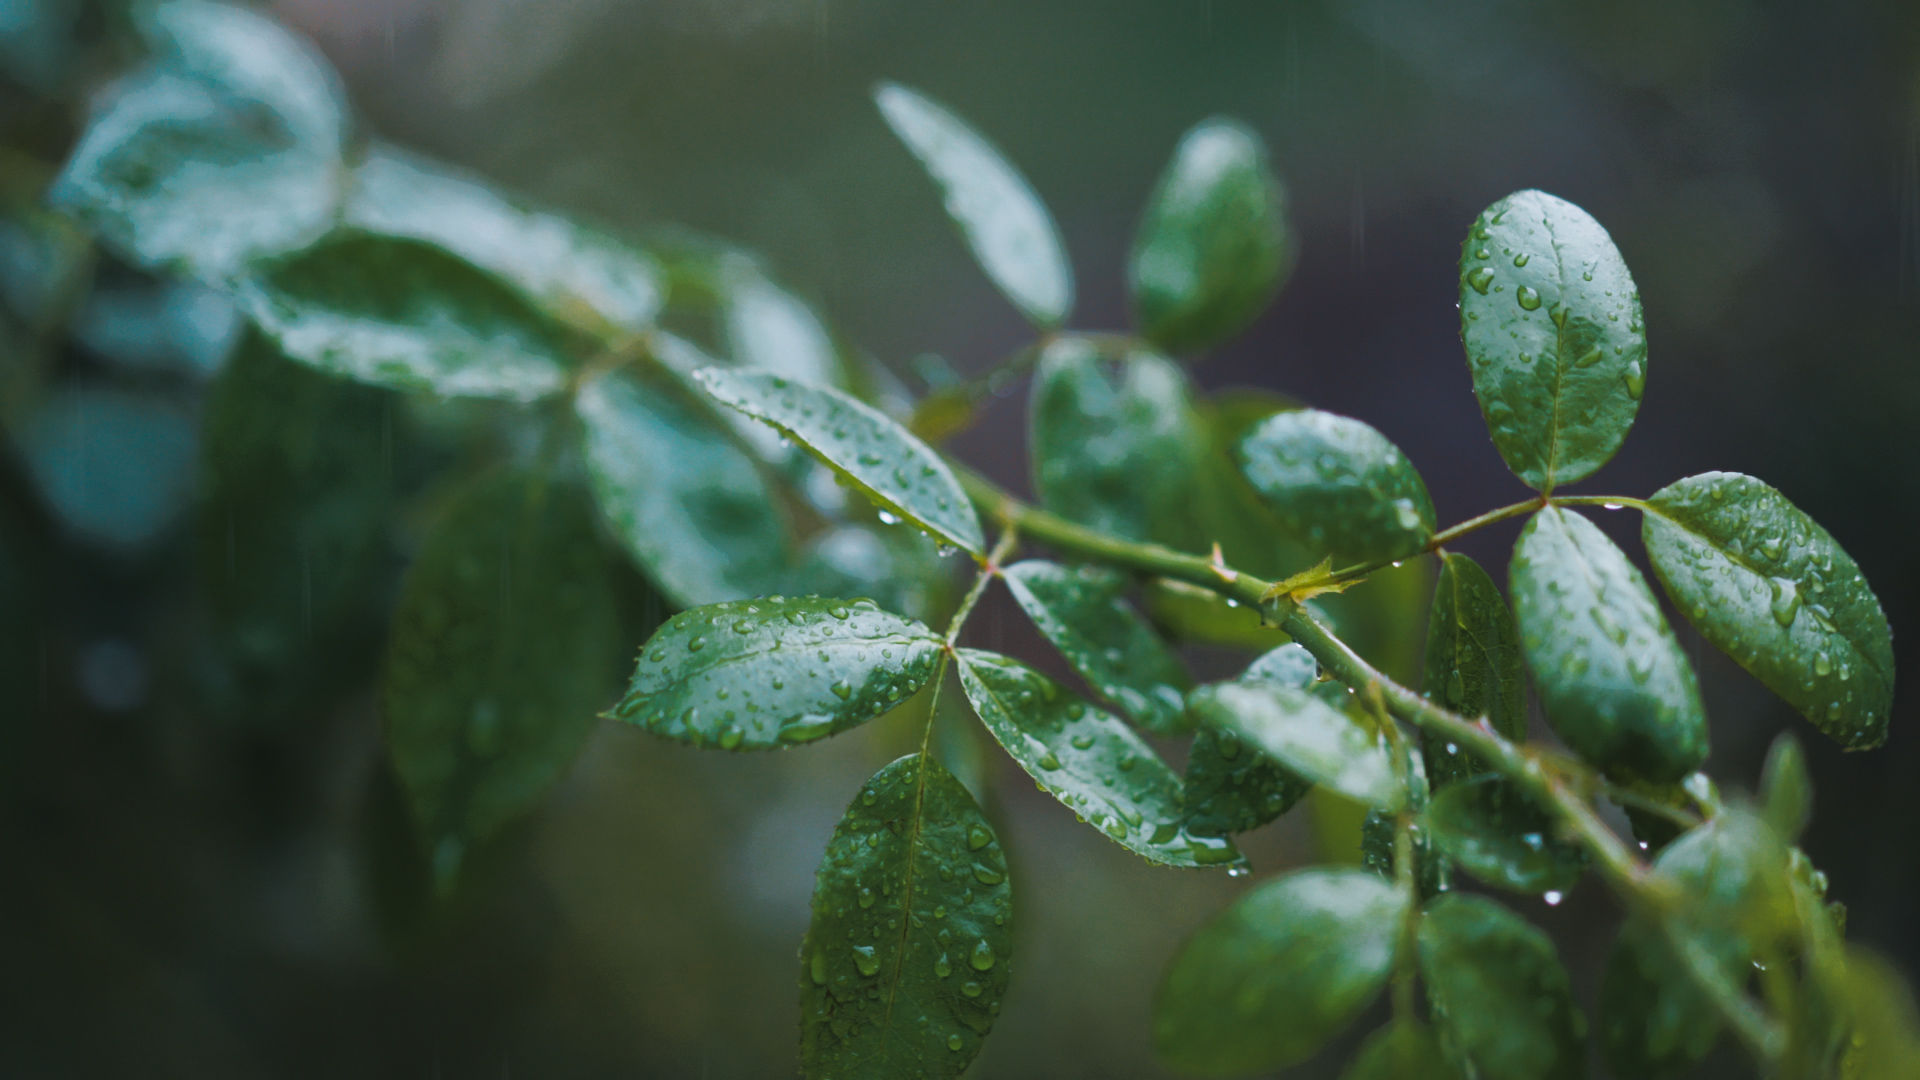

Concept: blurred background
[[4, 0, 1919, 1076]]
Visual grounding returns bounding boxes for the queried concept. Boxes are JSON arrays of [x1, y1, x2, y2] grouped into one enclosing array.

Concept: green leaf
[[50, 0, 347, 278], [1419, 893, 1588, 1080], [1421, 552, 1527, 786], [1836, 948, 1920, 1079], [1510, 507, 1707, 783], [576, 370, 795, 606], [695, 367, 984, 555], [1129, 117, 1292, 354], [1184, 725, 1312, 838], [721, 264, 841, 388], [1643, 471, 1894, 749], [345, 145, 663, 338], [1425, 776, 1584, 895], [1001, 560, 1192, 735], [1154, 868, 1408, 1076], [613, 596, 942, 749], [1341, 1022, 1463, 1080], [1459, 189, 1646, 491], [383, 471, 622, 889], [1760, 732, 1813, 841], [1188, 681, 1403, 810], [799, 753, 1011, 1079], [1028, 336, 1202, 540], [234, 232, 587, 400], [1244, 642, 1318, 685], [954, 649, 1243, 870], [1238, 408, 1436, 564], [873, 81, 1073, 329]]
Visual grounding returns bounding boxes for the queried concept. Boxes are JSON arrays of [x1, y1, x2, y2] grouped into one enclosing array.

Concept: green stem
[[919, 527, 1019, 757]]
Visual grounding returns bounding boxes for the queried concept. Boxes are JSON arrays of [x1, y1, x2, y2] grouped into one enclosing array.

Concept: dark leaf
[[1002, 560, 1191, 735], [1238, 408, 1436, 564], [1419, 893, 1588, 1080], [1421, 551, 1526, 786], [1424, 776, 1585, 895], [1188, 681, 1402, 810]]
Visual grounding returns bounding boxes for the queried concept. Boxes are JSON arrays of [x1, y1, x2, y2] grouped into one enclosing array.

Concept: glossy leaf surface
[[1419, 894, 1588, 1080], [1421, 552, 1527, 786], [1511, 507, 1707, 783], [1002, 560, 1191, 735], [696, 368, 984, 555], [1184, 645, 1318, 836], [1460, 189, 1645, 491], [1238, 408, 1436, 563], [1129, 117, 1291, 353], [1425, 776, 1584, 895], [1644, 471, 1893, 749], [1189, 681, 1403, 810], [874, 81, 1072, 328], [799, 754, 1011, 1079], [955, 649, 1243, 870], [1154, 868, 1407, 1076], [614, 597, 942, 749]]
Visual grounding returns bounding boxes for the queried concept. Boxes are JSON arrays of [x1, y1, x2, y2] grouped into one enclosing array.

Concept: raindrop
[[1768, 578, 1802, 628], [877, 510, 901, 525], [831, 679, 855, 700], [852, 945, 881, 977], [935, 953, 952, 978], [1543, 890, 1564, 906], [948, 1034, 964, 1052], [969, 939, 996, 971], [966, 824, 992, 850], [1466, 267, 1496, 294], [1516, 285, 1542, 311]]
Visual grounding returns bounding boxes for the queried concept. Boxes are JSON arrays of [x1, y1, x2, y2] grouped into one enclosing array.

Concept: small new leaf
[[1002, 560, 1192, 735], [1419, 894, 1589, 1080], [1188, 681, 1403, 810], [1258, 556, 1356, 606], [1239, 409, 1437, 564], [614, 596, 943, 749]]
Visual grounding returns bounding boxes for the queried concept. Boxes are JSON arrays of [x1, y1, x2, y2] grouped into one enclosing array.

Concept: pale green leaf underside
[[1155, 868, 1407, 1076], [1002, 559, 1191, 735], [614, 596, 942, 749], [1460, 189, 1645, 492], [1510, 507, 1706, 783], [1643, 471, 1893, 749], [1189, 681, 1403, 810], [1421, 552, 1527, 785], [696, 367, 984, 555], [1238, 408, 1436, 563], [954, 649, 1243, 870], [1418, 894, 1588, 1080], [874, 81, 1073, 329], [800, 753, 1011, 1079]]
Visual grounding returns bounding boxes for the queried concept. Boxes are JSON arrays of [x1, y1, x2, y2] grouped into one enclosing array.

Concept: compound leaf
[[1238, 408, 1436, 564], [955, 649, 1243, 870], [1002, 560, 1191, 735], [1511, 507, 1707, 783], [1154, 868, 1407, 1076], [696, 367, 984, 556], [874, 81, 1072, 329], [1425, 776, 1585, 895], [1419, 893, 1588, 1080], [1421, 552, 1527, 786], [799, 753, 1011, 1079], [1460, 189, 1645, 492], [1130, 117, 1292, 354], [613, 596, 942, 749], [1188, 681, 1403, 810], [1643, 471, 1894, 749]]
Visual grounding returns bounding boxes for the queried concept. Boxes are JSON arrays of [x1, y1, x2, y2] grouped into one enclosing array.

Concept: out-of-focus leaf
[[1243, 642, 1317, 685], [15, 383, 197, 550], [1129, 117, 1291, 354], [1425, 775, 1584, 895], [1760, 732, 1813, 842], [1189, 680, 1402, 810], [1029, 336, 1201, 541], [1643, 471, 1894, 749], [383, 471, 622, 889], [1237, 408, 1436, 564], [235, 232, 586, 400], [1154, 868, 1407, 1075], [1511, 506, 1707, 783], [955, 649, 1243, 870], [1459, 189, 1645, 492], [1420, 893, 1588, 1080], [346, 146, 663, 338], [1421, 551, 1526, 786], [1002, 560, 1191, 735], [799, 754, 1011, 1078], [613, 596, 942, 749], [1837, 948, 1920, 1079], [721, 264, 840, 388], [1341, 1021, 1463, 1080], [798, 523, 954, 627], [873, 81, 1072, 329], [576, 369, 795, 606], [696, 367, 983, 555]]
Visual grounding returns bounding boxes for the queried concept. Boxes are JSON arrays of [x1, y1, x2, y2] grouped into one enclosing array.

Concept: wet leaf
[[1129, 117, 1291, 354], [1154, 868, 1407, 1075], [346, 145, 663, 338], [1002, 560, 1191, 735], [1341, 1021, 1463, 1080], [1421, 552, 1527, 786], [1184, 725, 1312, 838], [954, 649, 1243, 870], [1511, 507, 1707, 783], [1244, 642, 1318, 685], [696, 367, 984, 555], [1238, 408, 1436, 564], [48, 0, 346, 278], [1188, 680, 1403, 810], [613, 596, 942, 749], [873, 81, 1072, 329], [235, 232, 585, 400], [1643, 471, 1894, 749], [1425, 776, 1584, 895], [1459, 190, 1645, 492], [383, 471, 622, 889], [1419, 893, 1588, 1080], [576, 370, 795, 606], [799, 753, 1011, 1079], [1028, 337, 1202, 540]]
